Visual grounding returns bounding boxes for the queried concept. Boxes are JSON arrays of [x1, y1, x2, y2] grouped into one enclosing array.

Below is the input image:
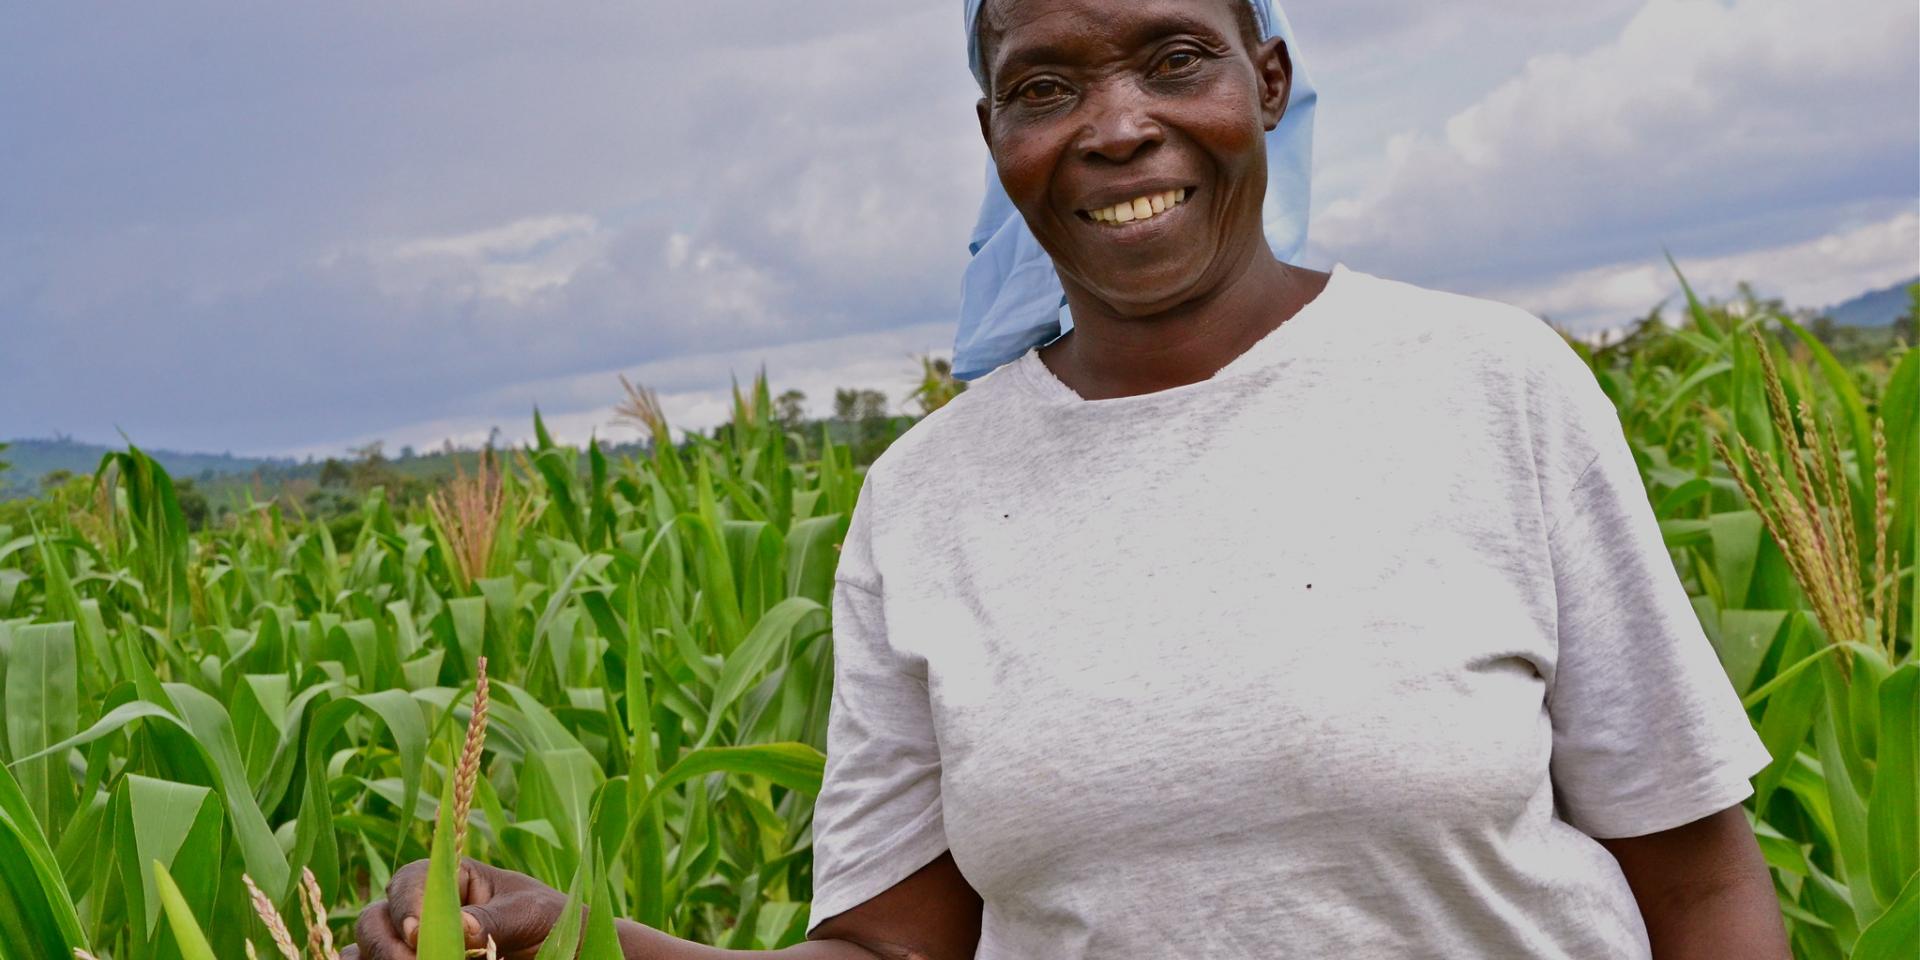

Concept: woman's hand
[[342, 858, 569, 960]]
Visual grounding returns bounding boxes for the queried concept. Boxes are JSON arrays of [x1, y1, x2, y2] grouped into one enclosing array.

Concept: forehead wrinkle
[[982, 1, 1251, 89]]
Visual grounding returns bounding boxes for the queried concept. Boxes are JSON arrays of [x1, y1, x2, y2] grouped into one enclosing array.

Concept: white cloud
[[1495, 209, 1919, 332], [5, 0, 1914, 456], [389, 214, 597, 261], [357, 213, 612, 303], [1315, 0, 1919, 288]]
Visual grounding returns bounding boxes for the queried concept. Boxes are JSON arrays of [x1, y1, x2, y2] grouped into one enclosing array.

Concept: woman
[[347, 0, 1791, 956]]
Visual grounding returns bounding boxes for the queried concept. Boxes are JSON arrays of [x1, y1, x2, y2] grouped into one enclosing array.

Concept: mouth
[[1077, 187, 1195, 227]]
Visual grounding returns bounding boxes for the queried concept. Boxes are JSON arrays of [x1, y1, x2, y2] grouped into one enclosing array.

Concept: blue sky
[[2, 0, 1915, 457]]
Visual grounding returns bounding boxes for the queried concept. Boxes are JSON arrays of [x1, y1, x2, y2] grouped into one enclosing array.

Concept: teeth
[[1087, 189, 1188, 225]]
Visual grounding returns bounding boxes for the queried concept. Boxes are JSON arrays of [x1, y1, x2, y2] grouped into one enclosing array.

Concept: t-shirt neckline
[[1012, 262, 1351, 408]]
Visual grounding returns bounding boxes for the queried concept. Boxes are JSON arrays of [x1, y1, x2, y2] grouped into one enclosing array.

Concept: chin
[[1081, 265, 1212, 315]]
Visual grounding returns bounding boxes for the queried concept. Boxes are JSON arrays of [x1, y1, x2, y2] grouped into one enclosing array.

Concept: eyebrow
[[990, 10, 1229, 85]]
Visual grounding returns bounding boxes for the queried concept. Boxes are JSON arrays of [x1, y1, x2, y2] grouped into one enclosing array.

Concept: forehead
[[979, 0, 1250, 70]]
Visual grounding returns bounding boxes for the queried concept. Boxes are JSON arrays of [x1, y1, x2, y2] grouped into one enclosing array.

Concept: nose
[[1074, 82, 1161, 165]]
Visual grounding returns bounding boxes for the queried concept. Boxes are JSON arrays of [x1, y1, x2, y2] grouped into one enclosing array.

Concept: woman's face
[[976, 0, 1291, 317]]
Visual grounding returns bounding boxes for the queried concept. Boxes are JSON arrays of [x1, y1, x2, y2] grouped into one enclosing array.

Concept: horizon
[[4, 271, 1914, 462], [4, 0, 1915, 458]]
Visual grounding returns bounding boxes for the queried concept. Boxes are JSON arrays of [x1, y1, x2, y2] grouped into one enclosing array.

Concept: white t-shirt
[[804, 264, 1772, 958]]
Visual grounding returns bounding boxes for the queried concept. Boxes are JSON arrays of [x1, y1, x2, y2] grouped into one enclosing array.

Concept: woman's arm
[[1595, 804, 1789, 960], [343, 851, 981, 960]]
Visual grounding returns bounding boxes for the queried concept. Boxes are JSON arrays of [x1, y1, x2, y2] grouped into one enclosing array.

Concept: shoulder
[[862, 358, 1028, 493], [1337, 267, 1622, 492], [1335, 267, 1607, 412], [1336, 267, 1587, 373]]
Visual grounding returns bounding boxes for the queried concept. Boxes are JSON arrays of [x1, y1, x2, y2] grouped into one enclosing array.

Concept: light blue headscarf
[[955, 0, 1317, 381]]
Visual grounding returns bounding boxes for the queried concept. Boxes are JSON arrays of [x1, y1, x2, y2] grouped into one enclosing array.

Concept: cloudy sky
[[3, 0, 1915, 457]]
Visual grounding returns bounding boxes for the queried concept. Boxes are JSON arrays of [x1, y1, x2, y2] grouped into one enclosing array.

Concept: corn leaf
[[0, 759, 86, 958], [152, 860, 218, 960], [1854, 869, 1920, 960], [1866, 664, 1919, 905], [416, 777, 467, 960]]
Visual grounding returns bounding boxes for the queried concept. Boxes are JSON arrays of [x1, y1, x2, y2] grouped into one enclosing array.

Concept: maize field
[[0, 280, 1914, 959]]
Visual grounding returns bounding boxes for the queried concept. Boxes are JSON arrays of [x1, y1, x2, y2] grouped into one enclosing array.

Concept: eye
[[1153, 50, 1202, 76], [1018, 79, 1068, 102]]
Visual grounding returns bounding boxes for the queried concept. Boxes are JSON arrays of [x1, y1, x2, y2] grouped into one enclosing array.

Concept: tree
[[774, 389, 808, 434], [1808, 315, 1839, 346], [1895, 283, 1920, 346], [174, 477, 211, 531], [343, 440, 404, 493], [833, 388, 888, 423], [319, 457, 352, 488], [0, 441, 8, 477]]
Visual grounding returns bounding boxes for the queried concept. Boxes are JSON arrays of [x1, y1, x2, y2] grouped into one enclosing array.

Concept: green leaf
[[519, 747, 604, 877], [152, 860, 218, 960], [162, 683, 291, 898], [1815, 656, 1881, 927], [1855, 869, 1920, 960], [581, 850, 623, 960], [1776, 312, 1875, 481], [3, 623, 77, 832], [1750, 615, 1827, 810], [699, 597, 823, 748], [1713, 608, 1785, 696], [448, 596, 488, 679], [117, 775, 221, 938], [350, 689, 430, 866], [416, 777, 467, 960], [530, 858, 588, 960], [1706, 510, 1763, 609], [0, 759, 87, 957], [1867, 664, 1919, 905]]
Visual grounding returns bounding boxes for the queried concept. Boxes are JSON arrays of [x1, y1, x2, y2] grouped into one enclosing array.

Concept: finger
[[461, 857, 496, 905], [354, 900, 417, 960], [465, 890, 567, 951], [389, 858, 494, 948], [384, 861, 432, 945]]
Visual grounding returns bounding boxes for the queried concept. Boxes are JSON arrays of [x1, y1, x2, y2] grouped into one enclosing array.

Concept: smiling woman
[[344, 1, 1792, 959], [972, 0, 1298, 334]]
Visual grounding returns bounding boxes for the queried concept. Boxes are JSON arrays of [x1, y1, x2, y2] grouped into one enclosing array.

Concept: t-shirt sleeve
[[805, 474, 949, 937], [1538, 342, 1774, 840]]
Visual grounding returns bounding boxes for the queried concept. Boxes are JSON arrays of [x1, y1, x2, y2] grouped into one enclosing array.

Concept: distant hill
[[1827, 277, 1918, 328], [0, 437, 292, 499], [1, 415, 900, 505]]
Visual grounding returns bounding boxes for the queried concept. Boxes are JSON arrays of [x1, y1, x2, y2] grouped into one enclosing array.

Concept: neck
[[1043, 252, 1328, 401]]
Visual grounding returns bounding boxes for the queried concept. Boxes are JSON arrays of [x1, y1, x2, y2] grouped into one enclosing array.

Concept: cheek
[[1196, 112, 1267, 182], [989, 119, 1056, 196]]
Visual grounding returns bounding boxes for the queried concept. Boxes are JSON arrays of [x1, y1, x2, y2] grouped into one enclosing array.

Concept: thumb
[[463, 890, 567, 951]]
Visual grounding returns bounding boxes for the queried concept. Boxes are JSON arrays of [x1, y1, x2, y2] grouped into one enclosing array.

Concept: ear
[[1254, 36, 1292, 132]]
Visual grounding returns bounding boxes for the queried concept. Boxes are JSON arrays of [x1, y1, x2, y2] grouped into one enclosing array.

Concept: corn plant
[[0, 370, 855, 958], [0, 302, 1911, 959], [1567, 264, 1917, 958]]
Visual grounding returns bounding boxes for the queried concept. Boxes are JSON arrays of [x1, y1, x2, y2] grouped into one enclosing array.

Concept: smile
[[1080, 188, 1190, 226]]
